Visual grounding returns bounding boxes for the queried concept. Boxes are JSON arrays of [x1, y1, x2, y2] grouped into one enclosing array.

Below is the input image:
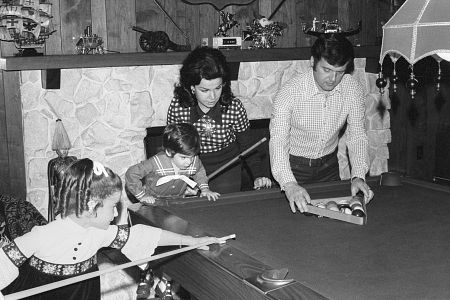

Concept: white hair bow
[[93, 161, 109, 177], [156, 175, 197, 188]]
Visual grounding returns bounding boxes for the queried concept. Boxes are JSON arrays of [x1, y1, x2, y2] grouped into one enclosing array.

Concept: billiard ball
[[326, 201, 339, 211], [338, 199, 352, 214], [350, 195, 366, 217]]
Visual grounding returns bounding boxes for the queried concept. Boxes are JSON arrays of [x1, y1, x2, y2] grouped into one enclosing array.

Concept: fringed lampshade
[[378, 0, 450, 100]]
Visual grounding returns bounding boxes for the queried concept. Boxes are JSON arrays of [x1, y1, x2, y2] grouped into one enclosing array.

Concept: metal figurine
[[244, 17, 287, 49], [303, 19, 361, 37], [215, 11, 239, 37], [75, 26, 104, 55], [132, 26, 190, 53]]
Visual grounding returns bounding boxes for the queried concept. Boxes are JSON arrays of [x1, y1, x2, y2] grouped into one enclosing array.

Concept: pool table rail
[[128, 201, 329, 300]]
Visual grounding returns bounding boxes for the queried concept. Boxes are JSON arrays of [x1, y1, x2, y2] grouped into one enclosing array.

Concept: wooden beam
[[0, 46, 381, 72]]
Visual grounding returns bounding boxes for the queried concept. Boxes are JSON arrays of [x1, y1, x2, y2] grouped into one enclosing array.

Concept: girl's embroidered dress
[[0, 217, 162, 299]]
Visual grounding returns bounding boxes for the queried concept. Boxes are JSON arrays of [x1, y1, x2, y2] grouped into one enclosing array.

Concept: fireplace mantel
[[0, 45, 382, 203], [0, 46, 380, 71]]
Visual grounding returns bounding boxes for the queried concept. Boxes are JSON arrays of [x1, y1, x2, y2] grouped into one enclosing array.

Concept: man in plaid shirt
[[269, 33, 373, 214]]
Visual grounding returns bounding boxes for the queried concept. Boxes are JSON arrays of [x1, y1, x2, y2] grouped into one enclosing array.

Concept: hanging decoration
[[388, 53, 400, 114], [405, 65, 419, 99], [432, 54, 446, 111], [0, 0, 56, 56], [375, 70, 388, 117]]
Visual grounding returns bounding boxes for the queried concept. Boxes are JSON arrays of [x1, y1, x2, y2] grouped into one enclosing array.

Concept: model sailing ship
[[0, 0, 55, 55]]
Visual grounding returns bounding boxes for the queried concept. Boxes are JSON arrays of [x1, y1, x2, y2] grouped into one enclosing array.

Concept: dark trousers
[[289, 149, 340, 184], [200, 142, 241, 194]]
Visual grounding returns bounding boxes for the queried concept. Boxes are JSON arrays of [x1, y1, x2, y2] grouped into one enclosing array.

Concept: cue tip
[[219, 234, 236, 242]]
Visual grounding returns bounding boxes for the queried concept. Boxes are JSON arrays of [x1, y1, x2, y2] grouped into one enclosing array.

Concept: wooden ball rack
[[305, 196, 367, 225]]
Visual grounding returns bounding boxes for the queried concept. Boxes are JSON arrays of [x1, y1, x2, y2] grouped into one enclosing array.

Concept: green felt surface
[[162, 180, 450, 300]]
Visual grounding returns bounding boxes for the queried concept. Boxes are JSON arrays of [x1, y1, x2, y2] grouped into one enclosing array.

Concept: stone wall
[[20, 58, 390, 217]]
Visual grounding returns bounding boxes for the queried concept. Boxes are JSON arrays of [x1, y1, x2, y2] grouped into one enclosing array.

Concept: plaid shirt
[[167, 98, 250, 153], [269, 68, 369, 189]]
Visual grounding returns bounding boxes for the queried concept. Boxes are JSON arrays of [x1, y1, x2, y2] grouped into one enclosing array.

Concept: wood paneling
[[106, 0, 136, 53], [0, 71, 25, 199], [91, 0, 108, 51], [0, 0, 391, 57], [0, 70, 10, 194], [59, 0, 92, 55], [45, 0, 62, 55]]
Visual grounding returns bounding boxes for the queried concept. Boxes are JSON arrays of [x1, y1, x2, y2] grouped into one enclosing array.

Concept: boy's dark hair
[[311, 33, 355, 74], [54, 158, 122, 217], [173, 46, 234, 111], [163, 123, 200, 156]]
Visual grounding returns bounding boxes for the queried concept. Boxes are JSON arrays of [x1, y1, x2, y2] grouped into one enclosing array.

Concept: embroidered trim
[[3, 241, 27, 267], [29, 255, 97, 276], [108, 225, 130, 249]]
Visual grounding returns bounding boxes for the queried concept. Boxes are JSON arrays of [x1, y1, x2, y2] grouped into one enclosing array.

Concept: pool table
[[128, 177, 450, 300]]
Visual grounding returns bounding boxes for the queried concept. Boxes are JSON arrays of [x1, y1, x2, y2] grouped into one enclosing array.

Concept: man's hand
[[284, 182, 311, 213], [254, 177, 272, 189], [351, 178, 374, 204]]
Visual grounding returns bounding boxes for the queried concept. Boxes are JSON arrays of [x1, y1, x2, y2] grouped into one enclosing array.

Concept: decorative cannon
[[132, 26, 191, 53]]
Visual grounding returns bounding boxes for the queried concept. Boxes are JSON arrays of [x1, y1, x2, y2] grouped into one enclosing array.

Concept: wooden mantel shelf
[[0, 46, 380, 71]]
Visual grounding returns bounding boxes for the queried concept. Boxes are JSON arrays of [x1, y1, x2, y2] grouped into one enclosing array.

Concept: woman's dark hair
[[54, 158, 122, 218], [173, 46, 234, 110], [163, 123, 200, 156], [311, 33, 355, 74]]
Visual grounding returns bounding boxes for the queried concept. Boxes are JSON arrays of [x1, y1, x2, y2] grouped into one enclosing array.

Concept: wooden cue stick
[[207, 137, 267, 180], [4, 234, 236, 300]]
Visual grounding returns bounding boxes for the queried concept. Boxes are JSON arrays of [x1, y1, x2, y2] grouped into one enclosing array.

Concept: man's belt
[[294, 149, 337, 167]]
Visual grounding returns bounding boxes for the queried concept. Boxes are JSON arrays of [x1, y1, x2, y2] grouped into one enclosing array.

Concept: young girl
[[125, 122, 220, 203], [167, 46, 272, 193], [0, 158, 219, 299]]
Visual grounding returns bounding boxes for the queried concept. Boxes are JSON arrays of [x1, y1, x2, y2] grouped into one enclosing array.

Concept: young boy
[[125, 122, 220, 203]]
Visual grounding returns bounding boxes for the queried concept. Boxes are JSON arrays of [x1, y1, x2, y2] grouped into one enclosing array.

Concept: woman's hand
[[254, 177, 272, 189], [140, 195, 156, 205]]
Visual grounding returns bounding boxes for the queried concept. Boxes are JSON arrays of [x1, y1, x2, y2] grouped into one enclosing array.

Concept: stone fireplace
[[18, 57, 390, 218]]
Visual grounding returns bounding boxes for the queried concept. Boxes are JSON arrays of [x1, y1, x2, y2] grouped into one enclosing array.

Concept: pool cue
[[207, 137, 267, 180], [4, 234, 236, 300]]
